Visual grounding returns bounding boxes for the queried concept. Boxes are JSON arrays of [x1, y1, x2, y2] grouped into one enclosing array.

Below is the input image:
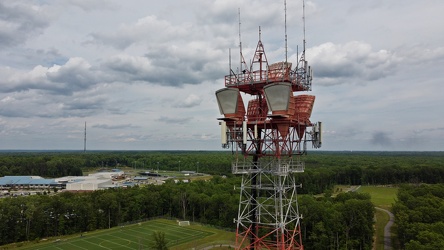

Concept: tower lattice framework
[[216, 33, 321, 249]]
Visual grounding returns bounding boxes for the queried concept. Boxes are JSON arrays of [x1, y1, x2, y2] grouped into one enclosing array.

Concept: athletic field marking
[[17, 219, 216, 250], [67, 241, 89, 250]]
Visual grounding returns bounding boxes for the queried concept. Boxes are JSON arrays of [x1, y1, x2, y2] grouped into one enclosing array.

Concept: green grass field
[[357, 186, 398, 209], [357, 186, 398, 250], [14, 219, 234, 250]]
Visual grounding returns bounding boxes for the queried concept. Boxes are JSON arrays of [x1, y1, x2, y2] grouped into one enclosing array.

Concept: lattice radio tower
[[215, 1, 322, 249]]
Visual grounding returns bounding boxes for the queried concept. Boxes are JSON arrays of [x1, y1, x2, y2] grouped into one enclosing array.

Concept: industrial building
[[64, 177, 114, 191], [0, 176, 61, 190], [0, 174, 117, 192], [88, 169, 125, 179], [0, 168, 175, 193]]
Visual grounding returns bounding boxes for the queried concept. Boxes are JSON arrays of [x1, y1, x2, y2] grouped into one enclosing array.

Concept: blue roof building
[[0, 176, 59, 189]]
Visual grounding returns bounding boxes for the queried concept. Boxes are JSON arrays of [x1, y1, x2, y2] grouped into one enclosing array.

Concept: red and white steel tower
[[215, 3, 322, 249]]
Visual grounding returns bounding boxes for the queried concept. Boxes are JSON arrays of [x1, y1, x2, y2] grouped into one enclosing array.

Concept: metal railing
[[232, 159, 304, 175]]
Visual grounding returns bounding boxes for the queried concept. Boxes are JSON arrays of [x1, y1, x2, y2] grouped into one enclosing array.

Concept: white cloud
[[0, 2, 51, 48], [89, 15, 189, 49], [307, 41, 399, 85], [1, 57, 100, 95], [0, 0, 443, 151], [64, 0, 117, 11], [174, 94, 202, 108]]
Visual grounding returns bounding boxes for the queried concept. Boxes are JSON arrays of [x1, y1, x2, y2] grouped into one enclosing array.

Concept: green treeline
[[0, 177, 374, 249], [299, 151, 444, 194], [2, 151, 444, 187], [1, 151, 444, 248], [301, 193, 374, 250], [0, 153, 83, 177], [393, 184, 444, 250], [0, 178, 236, 245], [0, 151, 232, 177]]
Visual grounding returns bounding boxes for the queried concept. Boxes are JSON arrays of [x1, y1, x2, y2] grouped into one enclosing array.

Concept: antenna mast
[[303, 0, 306, 53], [216, 1, 321, 249], [84, 121, 86, 153], [238, 8, 242, 74], [229, 48, 231, 75], [285, 0, 288, 63]]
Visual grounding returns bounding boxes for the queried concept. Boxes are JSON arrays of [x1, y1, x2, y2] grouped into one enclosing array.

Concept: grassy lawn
[[374, 208, 390, 250], [357, 186, 398, 209], [357, 186, 398, 250], [9, 219, 234, 250]]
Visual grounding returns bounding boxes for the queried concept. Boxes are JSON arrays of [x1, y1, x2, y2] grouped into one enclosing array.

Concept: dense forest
[[1, 150, 444, 187], [0, 178, 235, 245], [0, 151, 232, 177], [393, 184, 444, 250], [0, 177, 374, 249], [1, 151, 444, 249]]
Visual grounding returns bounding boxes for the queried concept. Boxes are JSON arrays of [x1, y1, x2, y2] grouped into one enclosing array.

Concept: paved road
[[375, 207, 394, 250]]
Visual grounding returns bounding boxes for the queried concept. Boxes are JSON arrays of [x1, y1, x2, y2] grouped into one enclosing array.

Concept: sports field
[[17, 219, 228, 250]]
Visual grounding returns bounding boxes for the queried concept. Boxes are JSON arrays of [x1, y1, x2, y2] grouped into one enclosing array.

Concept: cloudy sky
[[0, 0, 443, 151]]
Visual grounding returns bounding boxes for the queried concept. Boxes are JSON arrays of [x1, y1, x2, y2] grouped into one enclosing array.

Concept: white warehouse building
[[66, 179, 113, 191], [57, 176, 115, 191], [88, 170, 124, 179]]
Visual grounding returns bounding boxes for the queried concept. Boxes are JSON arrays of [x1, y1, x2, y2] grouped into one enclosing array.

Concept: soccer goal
[[178, 221, 190, 226]]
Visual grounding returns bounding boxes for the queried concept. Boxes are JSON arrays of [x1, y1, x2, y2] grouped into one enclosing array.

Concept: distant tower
[[215, 1, 322, 249], [84, 122, 87, 153]]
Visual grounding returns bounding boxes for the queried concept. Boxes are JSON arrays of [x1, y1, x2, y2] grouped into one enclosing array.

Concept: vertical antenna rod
[[238, 8, 242, 74], [284, 0, 288, 63], [229, 48, 231, 73], [259, 26, 261, 40], [303, 0, 306, 53], [84, 121, 86, 153]]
